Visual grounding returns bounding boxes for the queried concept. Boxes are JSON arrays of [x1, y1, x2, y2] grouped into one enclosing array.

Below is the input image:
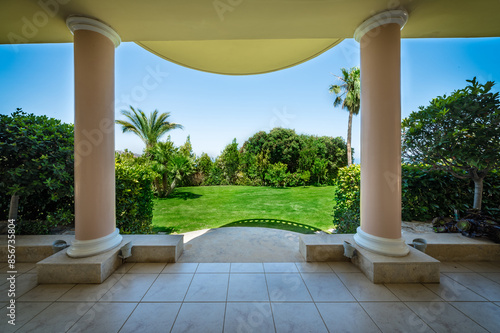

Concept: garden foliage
[[115, 154, 155, 233], [195, 128, 348, 187], [0, 110, 74, 232], [0, 111, 156, 234], [402, 78, 500, 210], [333, 165, 500, 233]]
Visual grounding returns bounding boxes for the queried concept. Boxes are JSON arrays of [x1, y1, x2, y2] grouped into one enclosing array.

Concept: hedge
[[333, 165, 500, 232], [2, 161, 155, 235], [115, 161, 155, 234]]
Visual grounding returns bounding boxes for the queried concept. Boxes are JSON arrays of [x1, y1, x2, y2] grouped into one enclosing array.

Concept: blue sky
[[1, 37, 499, 162]]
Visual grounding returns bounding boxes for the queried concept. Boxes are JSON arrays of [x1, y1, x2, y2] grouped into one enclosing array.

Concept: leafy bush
[[332, 164, 500, 232], [265, 162, 289, 187], [115, 160, 155, 234], [332, 165, 360, 233], [0, 110, 74, 230]]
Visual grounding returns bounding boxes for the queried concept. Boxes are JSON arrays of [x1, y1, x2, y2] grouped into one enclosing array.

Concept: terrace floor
[[1, 261, 500, 332]]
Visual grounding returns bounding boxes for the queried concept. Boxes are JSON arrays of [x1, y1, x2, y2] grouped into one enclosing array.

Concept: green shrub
[[0, 110, 74, 222], [332, 165, 360, 233], [265, 162, 289, 187], [115, 161, 155, 234], [332, 164, 500, 232]]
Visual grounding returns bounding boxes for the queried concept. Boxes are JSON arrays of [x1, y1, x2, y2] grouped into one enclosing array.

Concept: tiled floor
[[1, 261, 500, 332]]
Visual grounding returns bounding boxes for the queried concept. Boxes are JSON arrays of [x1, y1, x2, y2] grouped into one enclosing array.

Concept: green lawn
[[152, 185, 336, 234]]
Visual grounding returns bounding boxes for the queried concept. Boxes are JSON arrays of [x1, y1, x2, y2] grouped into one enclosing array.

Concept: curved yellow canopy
[[1, 0, 499, 75]]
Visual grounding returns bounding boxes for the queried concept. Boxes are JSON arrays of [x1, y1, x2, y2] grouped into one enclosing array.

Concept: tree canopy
[[116, 106, 183, 149], [402, 77, 500, 210]]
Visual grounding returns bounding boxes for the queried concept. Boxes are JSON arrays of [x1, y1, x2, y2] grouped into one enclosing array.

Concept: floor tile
[[439, 262, 472, 273], [0, 274, 10, 286], [171, 303, 225, 333], [361, 302, 433, 332], [227, 274, 269, 301], [230, 263, 264, 273], [127, 263, 166, 274], [184, 273, 229, 301], [0, 302, 51, 333], [196, 263, 230, 273], [17, 302, 94, 333], [58, 274, 123, 302], [162, 263, 198, 274], [295, 262, 332, 273], [451, 302, 500, 333], [225, 302, 276, 333], [317, 302, 381, 333], [266, 273, 312, 302], [101, 274, 157, 302], [120, 303, 181, 333], [328, 262, 361, 273], [480, 272, 500, 283], [337, 273, 398, 302], [424, 275, 487, 301], [68, 302, 136, 333], [460, 261, 500, 273], [272, 303, 328, 333], [301, 273, 355, 302], [17, 284, 74, 302], [445, 272, 500, 301], [0, 273, 38, 302], [385, 283, 442, 301], [142, 273, 193, 302], [263, 263, 298, 273], [406, 301, 488, 333], [114, 263, 135, 274]]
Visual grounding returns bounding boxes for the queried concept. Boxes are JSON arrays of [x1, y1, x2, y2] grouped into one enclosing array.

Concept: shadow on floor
[[220, 218, 323, 234]]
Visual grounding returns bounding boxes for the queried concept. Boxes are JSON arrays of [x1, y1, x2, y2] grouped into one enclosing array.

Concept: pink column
[[66, 17, 122, 257], [353, 10, 410, 256]]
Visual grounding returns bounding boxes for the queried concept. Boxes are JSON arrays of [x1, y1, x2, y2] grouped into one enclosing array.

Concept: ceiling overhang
[[1, 0, 499, 75]]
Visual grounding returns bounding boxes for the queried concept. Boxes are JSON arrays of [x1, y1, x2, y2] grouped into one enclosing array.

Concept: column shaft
[[67, 17, 122, 257], [74, 29, 116, 241], [360, 23, 402, 240]]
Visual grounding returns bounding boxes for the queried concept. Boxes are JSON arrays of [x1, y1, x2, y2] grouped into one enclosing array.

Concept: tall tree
[[116, 106, 183, 149], [402, 78, 500, 211], [329, 67, 360, 166]]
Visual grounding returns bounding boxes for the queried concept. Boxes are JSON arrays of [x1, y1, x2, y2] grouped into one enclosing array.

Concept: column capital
[[67, 16, 121, 47], [354, 9, 408, 42]]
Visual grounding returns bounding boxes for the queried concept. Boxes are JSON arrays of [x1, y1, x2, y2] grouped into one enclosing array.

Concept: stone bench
[[1, 234, 184, 283]]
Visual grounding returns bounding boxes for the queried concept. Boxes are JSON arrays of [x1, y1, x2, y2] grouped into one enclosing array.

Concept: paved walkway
[[1, 261, 500, 332], [179, 227, 305, 262]]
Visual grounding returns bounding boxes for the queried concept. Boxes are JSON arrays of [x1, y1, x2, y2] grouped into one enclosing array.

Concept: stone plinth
[[352, 244, 440, 283]]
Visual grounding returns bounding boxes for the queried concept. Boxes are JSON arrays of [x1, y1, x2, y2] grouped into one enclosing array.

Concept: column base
[[67, 228, 123, 258], [353, 227, 409, 257]]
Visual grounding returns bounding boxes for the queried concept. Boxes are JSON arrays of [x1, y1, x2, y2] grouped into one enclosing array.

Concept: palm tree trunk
[[8, 194, 19, 221], [162, 173, 169, 196], [347, 110, 353, 166], [166, 178, 178, 197], [473, 177, 484, 210]]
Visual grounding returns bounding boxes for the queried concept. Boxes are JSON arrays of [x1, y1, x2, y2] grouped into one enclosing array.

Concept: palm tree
[[165, 153, 195, 197], [116, 106, 183, 149], [329, 67, 360, 166]]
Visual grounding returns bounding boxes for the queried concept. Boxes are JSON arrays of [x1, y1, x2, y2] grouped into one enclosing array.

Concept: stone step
[[1, 234, 184, 283]]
